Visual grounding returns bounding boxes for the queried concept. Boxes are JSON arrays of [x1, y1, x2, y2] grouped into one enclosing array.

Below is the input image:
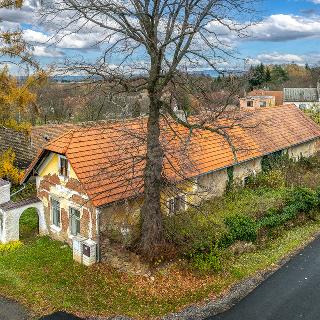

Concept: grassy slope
[[0, 221, 319, 319]]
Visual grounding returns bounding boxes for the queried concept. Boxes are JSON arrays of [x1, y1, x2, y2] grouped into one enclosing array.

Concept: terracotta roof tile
[[23, 105, 320, 207]]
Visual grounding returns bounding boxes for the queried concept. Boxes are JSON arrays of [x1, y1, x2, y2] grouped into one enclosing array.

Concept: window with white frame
[[168, 195, 186, 215], [51, 198, 61, 227], [259, 101, 267, 107], [59, 155, 69, 178], [69, 207, 81, 236]]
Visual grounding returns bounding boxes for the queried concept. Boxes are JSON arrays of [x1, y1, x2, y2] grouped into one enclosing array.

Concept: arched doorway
[[19, 208, 39, 241]]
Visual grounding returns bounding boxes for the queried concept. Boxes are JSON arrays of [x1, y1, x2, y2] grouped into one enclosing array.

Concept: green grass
[[19, 208, 39, 241], [0, 220, 319, 319]]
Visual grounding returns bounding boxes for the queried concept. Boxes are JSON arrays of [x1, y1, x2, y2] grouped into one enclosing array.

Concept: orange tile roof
[[23, 105, 320, 207], [248, 90, 284, 106]]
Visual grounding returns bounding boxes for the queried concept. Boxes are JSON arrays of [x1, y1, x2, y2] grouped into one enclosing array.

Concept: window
[[168, 195, 186, 215], [51, 198, 61, 227], [259, 101, 267, 107], [247, 100, 253, 107], [59, 156, 69, 178], [70, 207, 81, 236], [243, 176, 251, 186], [299, 103, 307, 110]]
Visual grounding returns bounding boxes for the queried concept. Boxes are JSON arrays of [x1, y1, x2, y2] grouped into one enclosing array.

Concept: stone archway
[[0, 197, 48, 243]]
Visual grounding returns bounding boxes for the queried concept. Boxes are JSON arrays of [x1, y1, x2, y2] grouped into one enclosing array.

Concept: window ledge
[[50, 224, 62, 232]]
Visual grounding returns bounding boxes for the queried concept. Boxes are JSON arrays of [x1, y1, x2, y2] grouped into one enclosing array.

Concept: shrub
[[259, 188, 318, 229], [190, 246, 222, 273], [163, 211, 225, 255], [0, 241, 23, 253], [224, 215, 257, 244], [286, 187, 318, 213], [246, 169, 286, 190]]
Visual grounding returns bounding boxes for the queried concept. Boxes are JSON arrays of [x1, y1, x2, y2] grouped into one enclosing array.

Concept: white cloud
[[23, 29, 50, 43], [257, 53, 304, 64], [32, 45, 63, 57], [249, 14, 320, 42], [246, 52, 320, 66]]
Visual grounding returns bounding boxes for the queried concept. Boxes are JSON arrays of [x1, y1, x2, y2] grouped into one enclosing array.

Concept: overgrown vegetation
[[164, 153, 320, 273], [0, 222, 319, 318]]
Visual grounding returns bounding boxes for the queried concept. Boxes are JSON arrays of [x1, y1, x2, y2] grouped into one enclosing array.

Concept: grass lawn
[[0, 220, 320, 319], [19, 208, 39, 241]]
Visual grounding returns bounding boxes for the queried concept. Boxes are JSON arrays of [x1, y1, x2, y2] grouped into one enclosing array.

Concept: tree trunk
[[139, 93, 164, 260]]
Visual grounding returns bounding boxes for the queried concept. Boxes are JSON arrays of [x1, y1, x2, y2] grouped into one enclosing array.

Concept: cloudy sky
[[1, 0, 320, 73]]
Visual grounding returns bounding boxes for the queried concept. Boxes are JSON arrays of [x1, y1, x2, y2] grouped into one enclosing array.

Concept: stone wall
[[233, 157, 262, 183], [98, 198, 142, 257], [197, 169, 228, 199], [287, 140, 318, 160]]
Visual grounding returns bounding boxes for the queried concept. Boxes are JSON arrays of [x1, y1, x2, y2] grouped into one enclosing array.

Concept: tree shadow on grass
[[38, 311, 83, 320]]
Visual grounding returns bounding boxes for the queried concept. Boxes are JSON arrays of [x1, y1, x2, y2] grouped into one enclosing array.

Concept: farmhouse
[[1, 104, 320, 266]]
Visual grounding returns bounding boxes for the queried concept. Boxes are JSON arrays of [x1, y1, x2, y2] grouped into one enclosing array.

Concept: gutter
[[10, 183, 27, 197]]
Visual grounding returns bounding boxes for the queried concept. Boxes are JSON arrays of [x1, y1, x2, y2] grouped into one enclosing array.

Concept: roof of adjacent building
[[23, 105, 320, 208], [0, 197, 40, 211], [284, 88, 319, 103], [248, 90, 283, 106]]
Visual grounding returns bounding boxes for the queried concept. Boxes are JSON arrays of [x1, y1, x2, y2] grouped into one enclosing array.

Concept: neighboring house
[[1, 105, 319, 266], [248, 90, 284, 106], [239, 95, 276, 109], [283, 84, 320, 110], [0, 123, 80, 169]]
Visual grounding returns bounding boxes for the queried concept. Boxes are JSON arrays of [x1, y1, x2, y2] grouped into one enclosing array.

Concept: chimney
[[0, 179, 11, 205]]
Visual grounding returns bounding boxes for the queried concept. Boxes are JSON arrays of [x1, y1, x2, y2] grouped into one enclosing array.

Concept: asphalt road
[[0, 297, 29, 320], [207, 236, 320, 320]]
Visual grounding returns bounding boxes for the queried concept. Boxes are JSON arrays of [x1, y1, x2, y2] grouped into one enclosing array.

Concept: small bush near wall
[[246, 169, 286, 189], [0, 241, 23, 253]]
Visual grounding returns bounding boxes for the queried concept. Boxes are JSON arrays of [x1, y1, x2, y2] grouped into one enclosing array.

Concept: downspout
[[96, 208, 101, 263]]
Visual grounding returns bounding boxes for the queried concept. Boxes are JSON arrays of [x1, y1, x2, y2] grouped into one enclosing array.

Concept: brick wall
[[37, 173, 97, 246]]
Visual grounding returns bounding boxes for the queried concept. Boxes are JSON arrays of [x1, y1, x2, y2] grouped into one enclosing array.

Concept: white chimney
[[0, 180, 11, 205]]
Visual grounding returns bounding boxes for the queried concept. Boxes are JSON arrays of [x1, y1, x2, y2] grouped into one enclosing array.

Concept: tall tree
[[41, 0, 255, 259]]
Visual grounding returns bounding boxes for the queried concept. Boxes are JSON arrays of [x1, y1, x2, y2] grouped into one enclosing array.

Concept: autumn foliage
[[0, 148, 24, 185]]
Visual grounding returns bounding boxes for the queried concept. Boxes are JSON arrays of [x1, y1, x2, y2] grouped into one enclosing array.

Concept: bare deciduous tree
[[40, 0, 256, 259]]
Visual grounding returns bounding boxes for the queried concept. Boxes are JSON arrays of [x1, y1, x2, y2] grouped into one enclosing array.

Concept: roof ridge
[[45, 129, 75, 151]]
